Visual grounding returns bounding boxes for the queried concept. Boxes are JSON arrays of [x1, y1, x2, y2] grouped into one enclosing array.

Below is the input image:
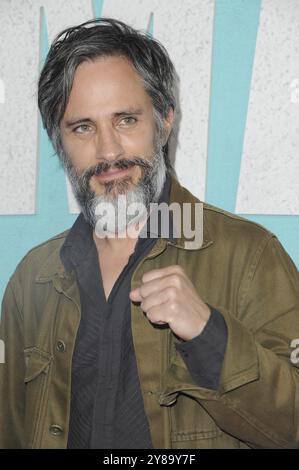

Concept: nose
[[95, 125, 124, 162]]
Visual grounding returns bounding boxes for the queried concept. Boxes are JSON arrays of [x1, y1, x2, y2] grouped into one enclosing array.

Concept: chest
[[98, 251, 132, 300]]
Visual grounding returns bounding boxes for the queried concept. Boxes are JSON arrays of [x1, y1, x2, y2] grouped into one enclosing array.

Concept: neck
[[92, 215, 148, 255]]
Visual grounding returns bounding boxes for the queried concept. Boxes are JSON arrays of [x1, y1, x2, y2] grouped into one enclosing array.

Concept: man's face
[[59, 55, 173, 232], [60, 56, 171, 197]]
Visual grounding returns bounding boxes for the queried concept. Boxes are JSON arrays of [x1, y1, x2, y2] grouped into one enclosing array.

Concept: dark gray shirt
[[60, 175, 227, 449]]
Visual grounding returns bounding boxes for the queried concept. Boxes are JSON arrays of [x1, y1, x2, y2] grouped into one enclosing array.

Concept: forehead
[[63, 55, 153, 117]]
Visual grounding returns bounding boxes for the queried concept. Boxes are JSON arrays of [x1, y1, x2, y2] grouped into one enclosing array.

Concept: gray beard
[[65, 146, 167, 233]]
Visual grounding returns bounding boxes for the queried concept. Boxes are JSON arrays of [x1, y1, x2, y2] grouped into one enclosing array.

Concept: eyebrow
[[64, 108, 144, 128]]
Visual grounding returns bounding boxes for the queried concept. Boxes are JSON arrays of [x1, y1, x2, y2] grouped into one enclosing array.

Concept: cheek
[[123, 129, 156, 158], [61, 134, 96, 168]]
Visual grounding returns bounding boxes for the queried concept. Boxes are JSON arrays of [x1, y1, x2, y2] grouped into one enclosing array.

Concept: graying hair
[[38, 17, 177, 174]]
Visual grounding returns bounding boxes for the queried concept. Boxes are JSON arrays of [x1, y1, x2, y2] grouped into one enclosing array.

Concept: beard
[[64, 142, 167, 236]]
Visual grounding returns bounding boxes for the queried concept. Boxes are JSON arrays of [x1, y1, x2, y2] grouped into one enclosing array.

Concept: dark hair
[[38, 17, 177, 172]]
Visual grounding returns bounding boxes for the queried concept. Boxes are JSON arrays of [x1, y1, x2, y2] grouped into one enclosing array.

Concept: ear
[[163, 107, 174, 144]]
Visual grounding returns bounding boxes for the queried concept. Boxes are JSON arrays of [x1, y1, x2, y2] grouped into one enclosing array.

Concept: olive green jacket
[[1, 176, 299, 449]]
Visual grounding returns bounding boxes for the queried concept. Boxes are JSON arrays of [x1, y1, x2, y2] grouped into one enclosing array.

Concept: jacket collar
[[167, 175, 213, 251], [35, 175, 213, 282]]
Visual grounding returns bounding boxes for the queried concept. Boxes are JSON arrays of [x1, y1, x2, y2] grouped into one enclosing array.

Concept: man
[[0, 18, 299, 449]]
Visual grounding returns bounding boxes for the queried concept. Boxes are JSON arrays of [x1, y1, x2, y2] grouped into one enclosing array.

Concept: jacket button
[[56, 340, 66, 353], [49, 424, 63, 436]]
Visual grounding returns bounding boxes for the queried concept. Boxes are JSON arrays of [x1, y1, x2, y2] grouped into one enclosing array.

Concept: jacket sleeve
[[0, 278, 25, 449], [161, 235, 299, 448]]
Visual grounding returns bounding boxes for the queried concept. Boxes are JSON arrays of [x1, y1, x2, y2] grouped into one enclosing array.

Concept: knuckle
[[147, 308, 157, 322], [171, 274, 181, 289], [174, 264, 183, 273], [167, 286, 177, 299]]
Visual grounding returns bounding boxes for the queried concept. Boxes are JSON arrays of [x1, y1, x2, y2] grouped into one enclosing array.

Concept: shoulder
[[171, 177, 276, 256], [202, 202, 276, 261], [9, 229, 70, 287], [20, 228, 69, 264], [172, 177, 273, 241], [203, 202, 273, 241]]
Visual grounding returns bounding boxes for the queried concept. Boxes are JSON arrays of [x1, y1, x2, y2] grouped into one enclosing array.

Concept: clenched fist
[[130, 265, 211, 341]]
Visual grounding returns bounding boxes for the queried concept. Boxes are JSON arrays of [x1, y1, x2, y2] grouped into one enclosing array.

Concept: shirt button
[[56, 340, 66, 353], [49, 424, 63, 436]]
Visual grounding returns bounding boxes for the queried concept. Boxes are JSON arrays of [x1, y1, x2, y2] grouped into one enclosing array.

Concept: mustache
[[76, 157, 153, 187]]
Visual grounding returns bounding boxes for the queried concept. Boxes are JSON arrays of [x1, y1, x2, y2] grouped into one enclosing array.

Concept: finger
[[138, 274, 179, 299], [140, 287, 171, 313], [142, 264, 184, 283], [145, 301, 170, 325], [129, 288, 142, 302]]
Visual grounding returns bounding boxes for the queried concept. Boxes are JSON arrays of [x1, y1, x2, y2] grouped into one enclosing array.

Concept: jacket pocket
[[170, 393, 247, 448], [170, 393, 223, 448], [23, 347, 52, 448]]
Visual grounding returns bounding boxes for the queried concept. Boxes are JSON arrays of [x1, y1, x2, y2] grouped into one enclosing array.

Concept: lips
[[94, 164, 134, 182]]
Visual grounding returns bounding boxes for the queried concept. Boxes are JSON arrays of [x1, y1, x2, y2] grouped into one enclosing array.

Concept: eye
[[119, 116, 137, 126], [73, 124, 92, 134]]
